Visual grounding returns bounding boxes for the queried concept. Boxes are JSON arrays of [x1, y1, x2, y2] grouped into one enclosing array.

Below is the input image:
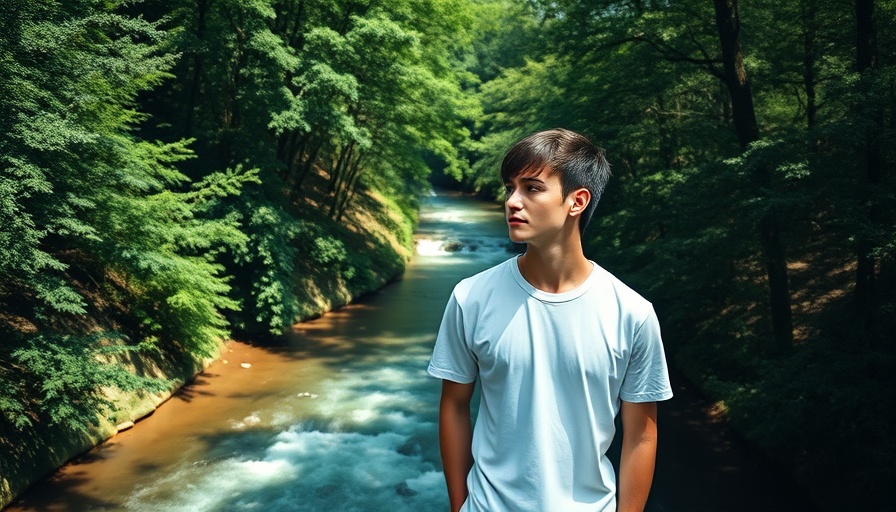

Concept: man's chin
[[508, 233, 528, 244]]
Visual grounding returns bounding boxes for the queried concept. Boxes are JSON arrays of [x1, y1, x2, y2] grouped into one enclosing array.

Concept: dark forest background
[[1, 1, 894, 509]]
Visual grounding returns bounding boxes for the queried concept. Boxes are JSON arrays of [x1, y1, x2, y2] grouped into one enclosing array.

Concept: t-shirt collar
[[509, 255, 597, 303]]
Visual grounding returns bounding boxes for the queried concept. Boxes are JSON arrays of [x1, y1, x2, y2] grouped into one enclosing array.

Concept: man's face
[[503, 167, 573, 246]]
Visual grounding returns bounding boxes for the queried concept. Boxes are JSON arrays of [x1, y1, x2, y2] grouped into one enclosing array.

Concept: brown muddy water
[[6, 191, 819, 512]]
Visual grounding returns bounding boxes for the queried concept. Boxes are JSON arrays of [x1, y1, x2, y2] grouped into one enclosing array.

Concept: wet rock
[[395, 481, 417, 497], [115, 421, 134, 432], [443, 241, 464, 252], [397, 440, 421, 456]]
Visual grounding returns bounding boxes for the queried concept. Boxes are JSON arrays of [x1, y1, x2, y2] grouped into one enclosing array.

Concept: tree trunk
[[800, 0, 819, 128], [295, 136, 323, 192], [285, 132, 306, 182], [185, 0, 211, 139], [219, 6, 248, 166], [334, 152, 364, 222], [654, 96, 677, 168], [854, 0, 882, 320], [759, 215, 794, 351], [712, 0, 759, 150], [856, 0, 878, 72], [328, 141, 354, 194], [713, 0, 793, 351]]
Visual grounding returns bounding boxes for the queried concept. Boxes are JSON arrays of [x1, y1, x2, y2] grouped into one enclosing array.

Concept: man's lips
[[507, 216, 526, 224]]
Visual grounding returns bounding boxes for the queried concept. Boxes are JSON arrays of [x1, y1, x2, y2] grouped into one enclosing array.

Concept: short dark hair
[[500, 128, 611, 235]]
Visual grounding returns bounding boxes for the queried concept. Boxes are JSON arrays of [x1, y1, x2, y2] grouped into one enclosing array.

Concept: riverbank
[[0, 186, 415, 510]]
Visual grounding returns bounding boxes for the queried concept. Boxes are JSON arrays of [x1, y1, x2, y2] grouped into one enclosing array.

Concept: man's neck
[[517, 240, 592, 294]]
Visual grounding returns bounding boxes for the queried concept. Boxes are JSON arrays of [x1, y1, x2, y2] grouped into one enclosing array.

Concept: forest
[[1, 0, 894, 510]]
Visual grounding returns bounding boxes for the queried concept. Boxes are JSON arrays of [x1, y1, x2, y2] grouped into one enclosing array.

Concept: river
[[6, 191, 818, 511]]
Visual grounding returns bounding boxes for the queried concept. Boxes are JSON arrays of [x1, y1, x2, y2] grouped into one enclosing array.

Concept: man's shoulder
[[590, 262, 654, 312], [453, 256, 516, 301]]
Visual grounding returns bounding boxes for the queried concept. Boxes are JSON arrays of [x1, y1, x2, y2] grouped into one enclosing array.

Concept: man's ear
[[569, 188, 591, 218]]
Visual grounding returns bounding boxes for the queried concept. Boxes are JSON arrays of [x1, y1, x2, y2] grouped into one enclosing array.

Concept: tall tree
[[854, 0, 884, 319], [713, 0, 793, 350]]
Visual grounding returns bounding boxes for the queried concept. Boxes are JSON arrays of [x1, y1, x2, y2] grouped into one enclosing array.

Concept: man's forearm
[[617, 434, 657, 512], [618, 401, 659, 512], [439, 406, 473, 511], [439, 382, 474, 512]]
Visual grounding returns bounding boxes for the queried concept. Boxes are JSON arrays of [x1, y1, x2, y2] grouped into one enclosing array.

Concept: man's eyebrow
[[504, 175, 545, 185]]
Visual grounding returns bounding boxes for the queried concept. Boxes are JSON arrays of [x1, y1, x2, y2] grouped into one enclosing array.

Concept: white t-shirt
[[428, 256, 673, 512]]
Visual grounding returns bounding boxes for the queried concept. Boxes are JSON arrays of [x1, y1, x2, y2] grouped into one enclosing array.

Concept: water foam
[[415, 235, 513, 257], [126, 350, 445, 511], [125, 424, 445, 511]]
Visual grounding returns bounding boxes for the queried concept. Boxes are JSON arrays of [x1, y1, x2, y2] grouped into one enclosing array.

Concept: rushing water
[[7, 191, 819, 512]]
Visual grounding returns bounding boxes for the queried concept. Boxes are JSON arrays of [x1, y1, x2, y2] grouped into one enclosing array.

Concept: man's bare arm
[[617, 400, 659, 512], [439, 379, 475, 512]]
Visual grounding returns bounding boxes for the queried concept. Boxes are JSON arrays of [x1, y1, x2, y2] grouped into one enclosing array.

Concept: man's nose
[[506, 189, 523, 210]]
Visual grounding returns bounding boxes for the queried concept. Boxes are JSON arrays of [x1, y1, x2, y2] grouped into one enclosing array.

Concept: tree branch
[[631, 34, 726, 81]]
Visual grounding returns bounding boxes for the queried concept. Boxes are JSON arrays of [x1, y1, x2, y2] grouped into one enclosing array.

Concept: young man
[[428, 128, 673, 512]]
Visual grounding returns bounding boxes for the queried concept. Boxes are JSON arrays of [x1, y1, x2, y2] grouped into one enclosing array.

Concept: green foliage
[[1, 332, 170, 431], [713, 334, 896, 510], [0, 0, 260, 453], [145, 0, 476, 217], [94, 163, 259, 355], [119, 0, 476, 331], [222, 179, 412, 335], [0, 0, 176, 314], [0, 4, 466, 503], [463, 0, 543, 84], [223, 182, 306, 335]]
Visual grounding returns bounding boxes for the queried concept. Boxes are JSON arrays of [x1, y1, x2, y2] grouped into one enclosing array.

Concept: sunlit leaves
[[3, 332, 170, 430], [0, 1, 175, 314], [94, 164, 259, 354]]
